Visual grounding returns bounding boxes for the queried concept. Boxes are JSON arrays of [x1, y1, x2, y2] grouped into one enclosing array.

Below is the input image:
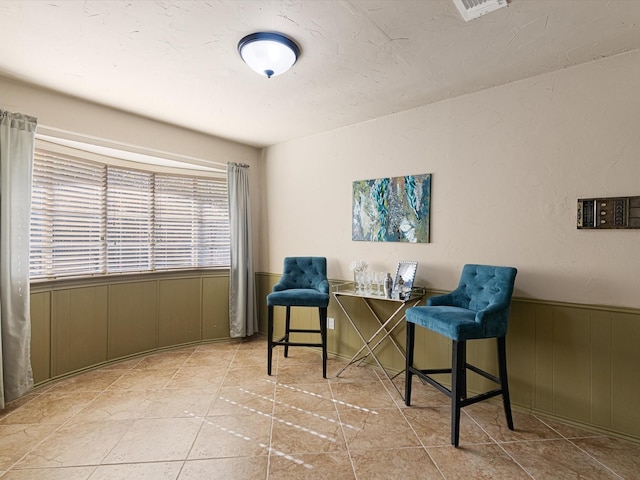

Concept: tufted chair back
[[423, 264, 517, 339], [447, 264, 517, 313], [273, 257, 329, 294]]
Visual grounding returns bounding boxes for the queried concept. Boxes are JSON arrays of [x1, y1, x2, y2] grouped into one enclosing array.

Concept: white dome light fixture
[[238, 32, 300, 78]]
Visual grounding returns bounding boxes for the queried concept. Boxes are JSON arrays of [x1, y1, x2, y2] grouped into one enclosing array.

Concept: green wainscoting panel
[[158, 278, 202, 347], [202, 276, 230, 339], [552, 306, 592, 422], [611, 311, 640, 437], [51, 286, 108, 376], [534, 303, 555, 413], [507, 301, 536, 408], [255, 272, 640, 441], [591, 309, 612, 429], [109, 281, 158, 359], [30, 291, 51, 383], [31, 271, 232, 387]]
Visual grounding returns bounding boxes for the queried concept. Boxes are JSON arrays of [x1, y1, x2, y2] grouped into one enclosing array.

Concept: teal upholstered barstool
[[267, 257, 330, 378], [405, 264, 518, 447]]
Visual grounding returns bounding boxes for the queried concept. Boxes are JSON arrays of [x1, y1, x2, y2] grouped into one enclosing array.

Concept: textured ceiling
[[1, 0, 640, 148]]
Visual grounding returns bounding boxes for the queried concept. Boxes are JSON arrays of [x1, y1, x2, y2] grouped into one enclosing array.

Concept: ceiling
[[1, 0, 640, 148]]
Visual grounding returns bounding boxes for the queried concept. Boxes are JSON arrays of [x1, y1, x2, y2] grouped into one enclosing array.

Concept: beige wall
[[259, 50, 640, 309]]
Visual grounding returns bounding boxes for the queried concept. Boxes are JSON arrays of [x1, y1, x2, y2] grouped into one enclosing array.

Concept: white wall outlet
[[327, 317, 335, 329]]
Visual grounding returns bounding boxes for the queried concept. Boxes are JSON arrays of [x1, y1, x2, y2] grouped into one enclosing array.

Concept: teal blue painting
[[352, 173, 431, 243]]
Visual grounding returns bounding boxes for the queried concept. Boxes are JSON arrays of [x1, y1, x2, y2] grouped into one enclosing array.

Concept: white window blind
[[30, 148, 229, 280], [106, 167, 154, 273], [154, 175, 230, 270], [30, 152, 106, 279]]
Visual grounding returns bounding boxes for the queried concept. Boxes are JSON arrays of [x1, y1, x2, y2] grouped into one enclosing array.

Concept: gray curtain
[[227, 162, 257, 337], [0, 110, 37, 410]]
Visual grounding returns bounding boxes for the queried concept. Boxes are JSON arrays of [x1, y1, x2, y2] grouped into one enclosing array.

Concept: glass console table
[[332, 286, 425, 400]]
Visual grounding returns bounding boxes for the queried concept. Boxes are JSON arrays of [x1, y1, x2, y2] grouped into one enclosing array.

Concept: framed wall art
[[352, 173, 431, 243]]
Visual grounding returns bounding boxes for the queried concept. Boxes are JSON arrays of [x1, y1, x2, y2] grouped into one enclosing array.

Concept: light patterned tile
[[274, 382, 337, 414], [339, 408, 421, 450], [328, 363, 384, 383], [65, 389, 155, 424], [208, 383, 275, 417], [0, 393, 40, 421], [107, 368, 177, 391], [232, 348, 269, 366], [143, 388, 216, 419], [0, 424, 59, 470], [0, 392, 98, 425], [0, 466, 95, 480], [330, 380, 396, 410], [15, 420, 130, 468], [571, 436, 640, 479], [403, 405, 493, 446], [189, 414, 272, 459], [183, 350, 236, 367], [134, 350, 194, 370], [268, 452, 356, 480], [466, 402, 562, 442], [179, 457, 268, 480], [102, 417, 202, 464], [89, 461, 182, 480], [45, 370, 124, 394], [350, 447, 442, 480], [271, 411, 347, 454], [274, 363, 327, 384], [427, 443, 531, 479], [222, 366, 273, 387], [501, 439, 621, 479], [164, 366, 228, 390]]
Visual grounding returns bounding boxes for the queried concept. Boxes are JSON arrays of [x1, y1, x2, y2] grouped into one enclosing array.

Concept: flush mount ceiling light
[[237, 32, 300, 78]]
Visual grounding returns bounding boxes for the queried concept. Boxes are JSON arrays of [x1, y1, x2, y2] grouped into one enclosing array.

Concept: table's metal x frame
[[333, 290, 424, 400]]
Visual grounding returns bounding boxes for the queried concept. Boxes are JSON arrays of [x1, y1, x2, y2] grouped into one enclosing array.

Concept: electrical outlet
[[327, 317, 335, 329]]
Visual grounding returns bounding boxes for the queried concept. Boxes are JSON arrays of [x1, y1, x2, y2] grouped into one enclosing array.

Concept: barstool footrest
[[282, 328, 322, 334], [409, 365, 504, 407], [271, 340, 323, 348]]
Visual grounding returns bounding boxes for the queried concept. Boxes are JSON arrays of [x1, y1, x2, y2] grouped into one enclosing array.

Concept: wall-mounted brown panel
[[109, 281, 158, 359], [577, 196, 640, 229], [51, 286, 108, 376], [30, 291, 51, 383], [202, 276, 230, 340], [158, 278, 201, 347]]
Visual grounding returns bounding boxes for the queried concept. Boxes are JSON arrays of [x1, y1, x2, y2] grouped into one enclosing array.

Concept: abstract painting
[[352, 173, 431, 243]]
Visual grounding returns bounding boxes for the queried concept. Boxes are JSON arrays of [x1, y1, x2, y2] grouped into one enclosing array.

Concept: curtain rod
[[228, 162, 250, 168]]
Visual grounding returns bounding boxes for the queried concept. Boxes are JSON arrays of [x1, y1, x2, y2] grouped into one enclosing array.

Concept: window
[[30, 147, 229, 280]]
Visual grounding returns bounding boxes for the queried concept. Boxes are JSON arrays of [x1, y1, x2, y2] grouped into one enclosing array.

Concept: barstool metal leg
[[320, 307, 328, 378], [267, 305, 274, 376], [405, 322, 416, 406], [497, 336, 514, 430], [451, 340, 466, 447], [284, 306, 291, 358]]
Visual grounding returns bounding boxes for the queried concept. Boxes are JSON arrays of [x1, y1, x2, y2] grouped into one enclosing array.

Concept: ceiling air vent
[[453, 0, 508, 22]]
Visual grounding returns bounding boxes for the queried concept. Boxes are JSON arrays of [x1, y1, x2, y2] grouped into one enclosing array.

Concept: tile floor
[[1, 336, 639, 479]]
